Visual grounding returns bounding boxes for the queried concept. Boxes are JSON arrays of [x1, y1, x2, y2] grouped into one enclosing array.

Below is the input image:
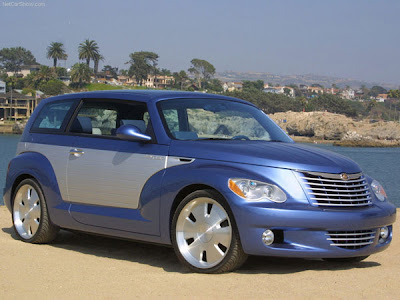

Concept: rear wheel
[[12, 178, 59, 243], [171, 189, 247, 273], [323, 256, 369, 263]]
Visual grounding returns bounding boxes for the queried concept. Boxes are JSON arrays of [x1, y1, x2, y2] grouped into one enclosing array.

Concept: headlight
[[228, 178, 287, 203], [371, 180, 387, 201]]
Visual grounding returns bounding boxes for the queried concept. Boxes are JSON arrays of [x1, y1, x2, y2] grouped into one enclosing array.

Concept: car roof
[[40, 90, 255, 106]]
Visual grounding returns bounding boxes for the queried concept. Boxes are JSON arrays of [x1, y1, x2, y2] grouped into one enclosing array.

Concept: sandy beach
[[0, 206, 398, 299]]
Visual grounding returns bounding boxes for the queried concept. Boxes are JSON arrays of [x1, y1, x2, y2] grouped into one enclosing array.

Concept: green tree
[[172, 70, 189, 90], [127, 51, 159, 86], [102, 65, 118, 79], [30, 66, 57, 89], [46, 42, 68, 69], [70, 63, 92, 87], [283, 88, 291, 96], [0, 47, 37, 73], [388, 89, 400, 99], [205, 78, 223, 92], [188, 59, 216, 89], [119, 69, 128, 76], [243, 80, 264, 91], [55, 67, 68, 77], [160, 68, 172, 76], [369, 86, 387, 97], [78, 39, 100, 68], [93, 53, 104, 76], [361, 85, 370, 98], [5, 76, 17, 92], [39, 79, 65, 95]]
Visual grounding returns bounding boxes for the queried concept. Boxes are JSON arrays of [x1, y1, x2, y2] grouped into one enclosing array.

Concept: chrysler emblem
[[340, 173, 349, 180]]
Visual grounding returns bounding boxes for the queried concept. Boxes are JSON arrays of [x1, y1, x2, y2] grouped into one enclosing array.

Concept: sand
[[0, 206, 398, 299]]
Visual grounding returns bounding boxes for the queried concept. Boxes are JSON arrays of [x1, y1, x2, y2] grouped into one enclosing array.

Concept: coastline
[[291, 136, 400, 147]]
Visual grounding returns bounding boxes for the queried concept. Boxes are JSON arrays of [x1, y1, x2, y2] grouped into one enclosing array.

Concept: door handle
[[69, 148, 85, 157]]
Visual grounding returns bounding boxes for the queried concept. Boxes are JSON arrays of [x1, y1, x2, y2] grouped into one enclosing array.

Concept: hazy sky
[[1, 0, 399, 84]]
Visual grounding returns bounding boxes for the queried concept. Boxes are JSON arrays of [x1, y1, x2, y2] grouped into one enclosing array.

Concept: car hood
[[169, 140, 362, 174]]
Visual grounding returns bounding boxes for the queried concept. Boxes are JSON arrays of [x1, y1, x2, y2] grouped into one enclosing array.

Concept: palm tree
[[93, 53, 104, 77], [70, 63, 92, 87], [78, 39, 100, 68], [47, 42, 67, 68]]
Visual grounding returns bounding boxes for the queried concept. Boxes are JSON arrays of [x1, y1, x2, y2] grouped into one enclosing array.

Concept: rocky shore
[[0, 122, 24, 134], [269, 111, 400, 147]]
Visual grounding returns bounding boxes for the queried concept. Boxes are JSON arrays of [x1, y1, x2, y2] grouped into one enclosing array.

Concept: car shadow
[[238, 255, 380, 274], [2, 227, 380, 274]]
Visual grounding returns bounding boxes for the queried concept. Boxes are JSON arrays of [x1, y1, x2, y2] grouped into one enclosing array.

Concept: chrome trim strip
[[325, 231, 375, 236], [300, 176, 365, 184], [327, 236, 375, 241], [312, 202, 372, 206], [310, 196, 371, 201], [306, 187, 369, 192], [309, 192, 370, 197], [302, 171, 362, 180], [303, 182, 367, 188], [329, 241, 374, 246]]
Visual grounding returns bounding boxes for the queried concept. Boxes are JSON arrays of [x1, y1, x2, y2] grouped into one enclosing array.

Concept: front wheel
[[171, 189, 247, 273], [12, 178, 59, 243]]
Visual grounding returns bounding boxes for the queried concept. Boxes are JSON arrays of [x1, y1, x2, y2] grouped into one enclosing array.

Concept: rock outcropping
[[269, 111, 400, 146]]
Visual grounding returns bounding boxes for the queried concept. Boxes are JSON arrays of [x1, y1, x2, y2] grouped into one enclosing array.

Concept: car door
[[66, 99, 168, 235]]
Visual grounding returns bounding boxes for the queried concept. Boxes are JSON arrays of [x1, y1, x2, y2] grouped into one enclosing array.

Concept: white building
[[263, 86, 295, 97], [341, 89, 355, 100], [6, 65, 41, 78]]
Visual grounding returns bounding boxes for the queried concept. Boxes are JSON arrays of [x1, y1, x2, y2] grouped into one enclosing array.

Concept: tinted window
[[159, 98, 292, 142], [69, 100, 152, 138], [31, 100, 76, 132]]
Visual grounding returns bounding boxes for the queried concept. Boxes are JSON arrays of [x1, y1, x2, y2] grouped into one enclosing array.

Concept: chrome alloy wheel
[[175, 197, 232, 269], [13, 184, 41, 239]]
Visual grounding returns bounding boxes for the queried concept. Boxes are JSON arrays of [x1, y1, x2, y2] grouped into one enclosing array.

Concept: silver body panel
[[19, 142, 70, 200], [19, 142, 194, 210], [67, 148, 166, 209]]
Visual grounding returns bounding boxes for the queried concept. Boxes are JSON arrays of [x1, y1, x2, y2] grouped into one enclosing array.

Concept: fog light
[[379, 226, 389, 243], [262, 229, 274, 245]]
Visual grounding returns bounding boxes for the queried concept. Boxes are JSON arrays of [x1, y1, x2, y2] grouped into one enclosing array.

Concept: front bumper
[[231, 201, 396, 258]]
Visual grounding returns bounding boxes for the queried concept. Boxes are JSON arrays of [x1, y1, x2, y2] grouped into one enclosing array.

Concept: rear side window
[[31, 100, 76, 132], [68, 99, 154, 139]]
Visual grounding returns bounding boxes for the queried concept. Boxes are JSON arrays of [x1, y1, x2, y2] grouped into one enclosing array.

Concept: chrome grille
[[327, 230, 376, 249], [299, 171, 372, 207]]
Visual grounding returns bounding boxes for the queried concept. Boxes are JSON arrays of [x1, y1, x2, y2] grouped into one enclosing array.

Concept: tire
[[323, 256, 369, 263], [12, 178, 59, 243], [171, 189, 248, 273]]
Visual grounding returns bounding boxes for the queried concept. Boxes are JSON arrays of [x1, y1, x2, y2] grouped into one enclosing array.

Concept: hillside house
[[6, 64, 41, 78]]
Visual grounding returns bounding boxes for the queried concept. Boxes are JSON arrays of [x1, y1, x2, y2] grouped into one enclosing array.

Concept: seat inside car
[[70, 116, 93, 134]]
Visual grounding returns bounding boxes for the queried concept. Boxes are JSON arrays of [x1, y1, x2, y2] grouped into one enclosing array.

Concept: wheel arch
[[10, 174, 36, 204], [4, 151, 67, 226], [169, 184, 223, 235]]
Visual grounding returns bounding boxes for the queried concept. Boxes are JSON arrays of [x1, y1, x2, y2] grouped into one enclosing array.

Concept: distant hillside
[[216, 71, 398, 90]]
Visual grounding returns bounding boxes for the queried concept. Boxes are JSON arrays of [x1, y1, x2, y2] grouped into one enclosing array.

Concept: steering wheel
[[232, 135, 250, 141]]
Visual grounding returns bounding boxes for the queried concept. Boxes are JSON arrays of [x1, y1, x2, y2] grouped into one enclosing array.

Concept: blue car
[[3, 91, 396, 273]]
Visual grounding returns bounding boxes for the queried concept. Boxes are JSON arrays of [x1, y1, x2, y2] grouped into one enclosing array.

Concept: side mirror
[[116, 125, 152, 142]]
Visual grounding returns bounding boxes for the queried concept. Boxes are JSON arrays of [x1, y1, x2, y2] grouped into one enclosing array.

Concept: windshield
[[158, 98, 292, 142]]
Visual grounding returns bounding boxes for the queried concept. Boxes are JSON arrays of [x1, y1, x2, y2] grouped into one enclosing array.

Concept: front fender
[[3, 152, 69, 226], [158, 159, 307, 244]]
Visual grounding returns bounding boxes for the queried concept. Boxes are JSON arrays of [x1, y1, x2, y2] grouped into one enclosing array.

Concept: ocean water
[[0, 136, 399, 207]]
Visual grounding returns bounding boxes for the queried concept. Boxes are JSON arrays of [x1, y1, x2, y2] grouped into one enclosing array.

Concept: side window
[[162, 109, 179, 133], [69, 100, 151, 137], [31, 100, 76, 132]]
